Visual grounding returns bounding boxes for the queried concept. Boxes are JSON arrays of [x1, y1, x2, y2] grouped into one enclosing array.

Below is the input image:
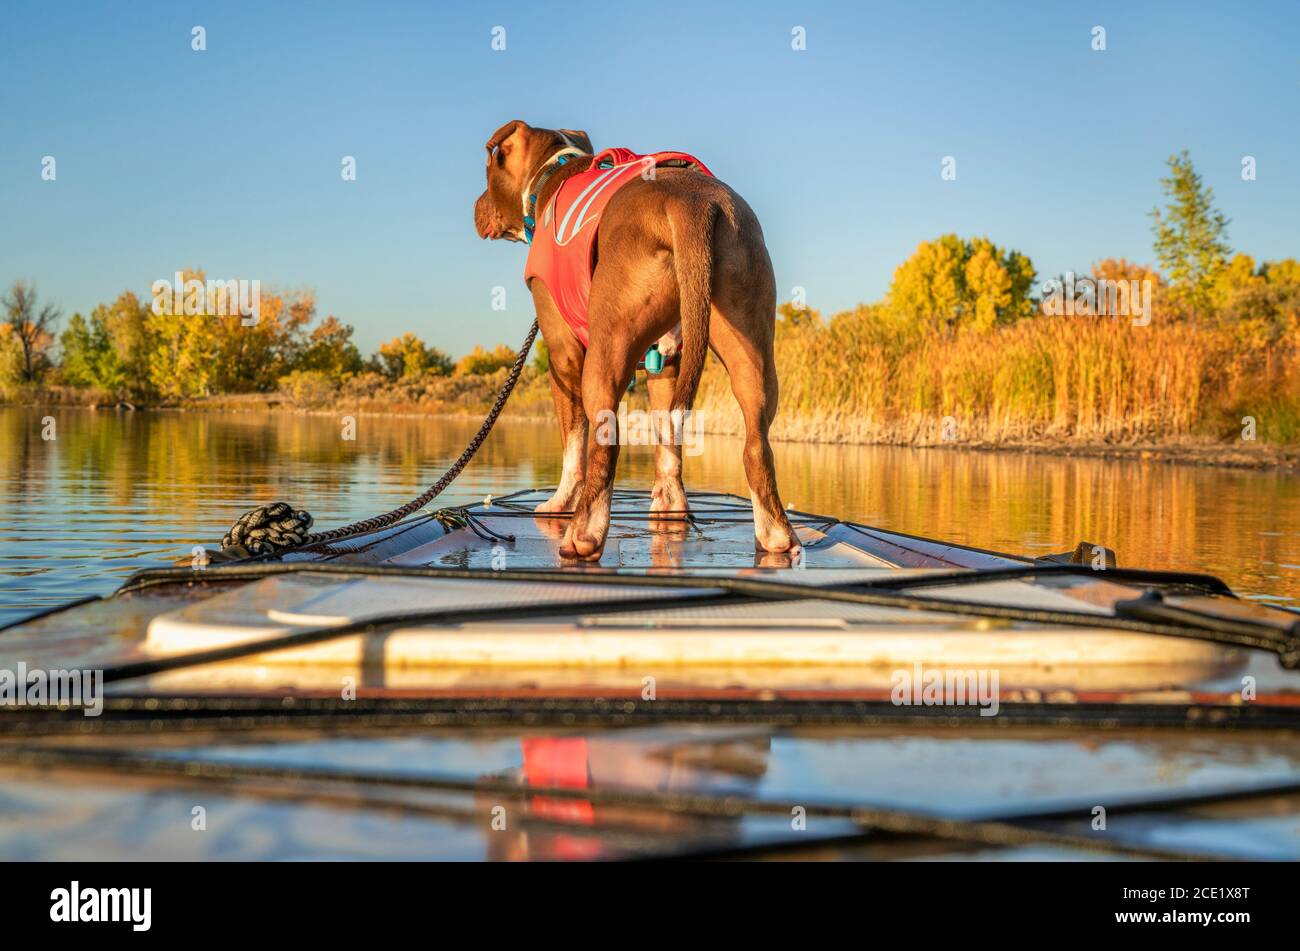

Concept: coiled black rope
[[221, 502, 314, 555], [220, 320, 539, 557]]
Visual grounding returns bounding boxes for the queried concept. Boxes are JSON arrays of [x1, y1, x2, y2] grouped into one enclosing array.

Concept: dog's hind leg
[[560, 338, 638, 561], [709, 311, 798, 554], [646, 359, 689, 521], [725, 333, 797, 552]]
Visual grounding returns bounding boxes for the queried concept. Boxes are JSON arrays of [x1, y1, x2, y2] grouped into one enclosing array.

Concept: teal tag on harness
[[644, 344, 663, 374]]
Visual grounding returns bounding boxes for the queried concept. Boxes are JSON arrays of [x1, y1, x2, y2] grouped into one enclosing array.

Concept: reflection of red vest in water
[[520, 736, 603, 860], [523, 148, 713, 348], [521, 736, 595, 825]]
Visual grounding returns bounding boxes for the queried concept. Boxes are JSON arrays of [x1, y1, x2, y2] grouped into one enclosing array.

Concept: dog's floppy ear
[[485, 119, 528, 159], [559, 128, 593, 153]]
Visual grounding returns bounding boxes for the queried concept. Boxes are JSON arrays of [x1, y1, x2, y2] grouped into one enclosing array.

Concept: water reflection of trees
[[1, 409, 1296, 597], [717, 438, 1300, 596], [0, 409, 573, 516]]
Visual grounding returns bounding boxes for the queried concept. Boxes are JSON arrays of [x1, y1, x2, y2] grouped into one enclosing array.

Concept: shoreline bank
[[6, 397, 1296, 472]]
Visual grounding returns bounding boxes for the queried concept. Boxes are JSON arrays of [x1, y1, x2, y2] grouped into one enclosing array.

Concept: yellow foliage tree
[[376, 333, 452, 380], [887, 235, 1034, 333], [454, 343, 516, 376], [1209, 255, 1300, 344]]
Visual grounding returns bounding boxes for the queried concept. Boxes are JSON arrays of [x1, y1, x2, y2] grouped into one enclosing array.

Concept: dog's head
[[474, 120, 593, 242]]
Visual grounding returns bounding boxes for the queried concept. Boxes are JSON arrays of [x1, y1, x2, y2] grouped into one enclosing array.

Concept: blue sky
[[1, 0, 1297, 356]]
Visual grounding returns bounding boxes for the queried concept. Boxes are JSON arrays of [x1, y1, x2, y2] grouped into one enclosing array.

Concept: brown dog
[[474, 119, 797, 560]]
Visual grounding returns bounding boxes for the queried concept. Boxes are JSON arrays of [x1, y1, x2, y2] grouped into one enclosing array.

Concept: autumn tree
[[1083, 258, 1165, 318], [375, 333, 453, 380], [454, 343, 517, 376], [296, 315, 363, 378], [887, 235, 1035, 332], [145, 273, 316, 396], [1207, 254, 1300, 343], [205, 287, 314, 393], [1092, 258, 1163, 287], [148, 269, 216, 398], [1, 281, 61, 382], [531, 337, 550, 374], [1150, 151, 1231, 316], [778, 300, 821, 329]]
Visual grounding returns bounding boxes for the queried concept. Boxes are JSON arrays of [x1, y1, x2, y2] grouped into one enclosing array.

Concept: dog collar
[[522, 147, 588, 243]]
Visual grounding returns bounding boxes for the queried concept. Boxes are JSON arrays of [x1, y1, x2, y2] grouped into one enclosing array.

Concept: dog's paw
[[755, 548, 800, 569], [568, 529, 606, 561], [535, 494, 572, 515], [649, 479, 689, 515], [558, 523, 604, 561], [558, 523, 580, 559], [755, 522, 799, 554]]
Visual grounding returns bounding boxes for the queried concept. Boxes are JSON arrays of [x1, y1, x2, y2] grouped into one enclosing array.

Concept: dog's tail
[[669, 200, 719, 413]]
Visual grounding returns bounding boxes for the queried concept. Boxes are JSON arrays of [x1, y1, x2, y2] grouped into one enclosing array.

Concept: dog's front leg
[[540, 427, 585, 514], [560, 342, 633, 561], [560, 429, 617, 561], [535, 360, 587, 514], [531, 287, 588, 515]]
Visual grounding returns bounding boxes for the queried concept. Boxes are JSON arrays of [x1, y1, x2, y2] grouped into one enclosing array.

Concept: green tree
[[58, 313, 95, 385], [1150, 150, 1231, 316], [0, 325, 25, 390], [57, 312, 125, 389]]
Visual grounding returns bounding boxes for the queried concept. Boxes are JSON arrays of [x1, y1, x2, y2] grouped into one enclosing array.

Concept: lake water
[[1, 406, 1298, 623]]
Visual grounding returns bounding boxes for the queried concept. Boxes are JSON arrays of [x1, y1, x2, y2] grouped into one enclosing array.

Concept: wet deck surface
[[281, 489, 1029, 572]]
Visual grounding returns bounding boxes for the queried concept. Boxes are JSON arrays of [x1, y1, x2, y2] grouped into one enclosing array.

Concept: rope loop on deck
[[221, 503, 314, 555], [218, 320, 539, 557]]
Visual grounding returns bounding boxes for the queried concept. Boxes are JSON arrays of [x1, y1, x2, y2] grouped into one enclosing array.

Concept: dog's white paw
[[649, 479, 689, 515], [536, 490, 578, 514], [755, 519, 799, 554], [559, 523, 605, 561]]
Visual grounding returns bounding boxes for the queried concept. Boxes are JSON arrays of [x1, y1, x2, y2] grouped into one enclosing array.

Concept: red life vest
[[523, 147, 713, 348]]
